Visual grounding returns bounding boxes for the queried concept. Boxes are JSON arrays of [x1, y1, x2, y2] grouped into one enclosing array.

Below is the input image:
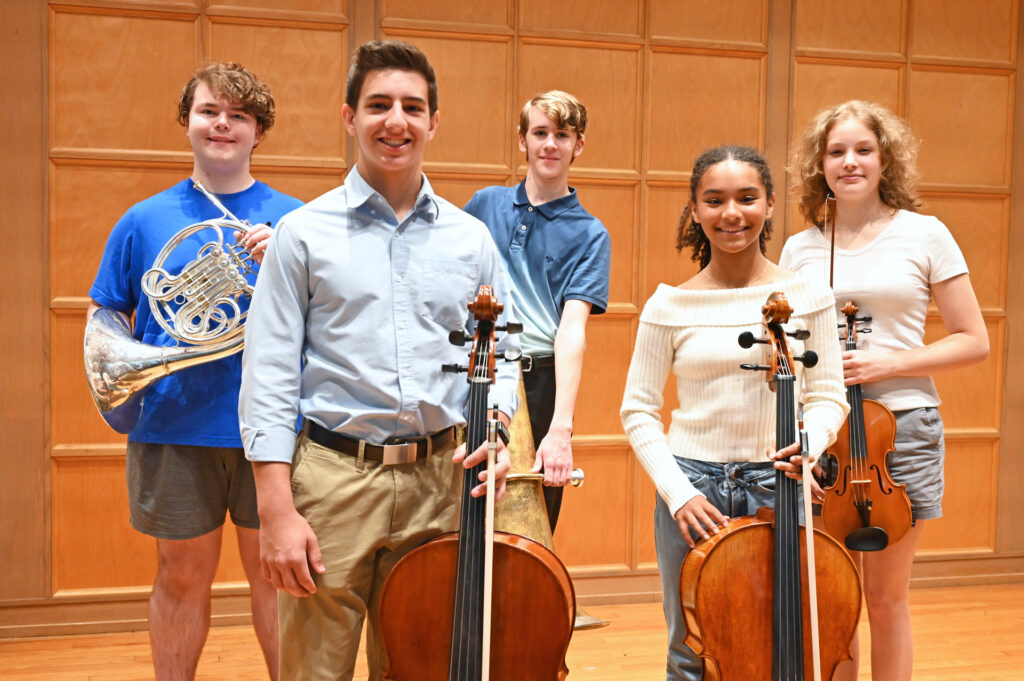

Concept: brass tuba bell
[[83, 181, 262, 433]]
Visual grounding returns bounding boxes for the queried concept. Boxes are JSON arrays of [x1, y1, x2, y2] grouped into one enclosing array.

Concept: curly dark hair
[[675, 145, 775, 268], [177, 62, 275, 137]]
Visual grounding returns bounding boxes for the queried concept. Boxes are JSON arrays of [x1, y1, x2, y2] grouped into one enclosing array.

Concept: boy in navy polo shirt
[[464, 90, 611, 532]]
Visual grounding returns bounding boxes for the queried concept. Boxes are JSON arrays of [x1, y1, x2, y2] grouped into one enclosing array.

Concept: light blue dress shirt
[[239, 167, 519, 464]]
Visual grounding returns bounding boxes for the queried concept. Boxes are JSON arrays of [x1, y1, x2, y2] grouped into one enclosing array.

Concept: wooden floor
[[2, 583, 1022, 680]]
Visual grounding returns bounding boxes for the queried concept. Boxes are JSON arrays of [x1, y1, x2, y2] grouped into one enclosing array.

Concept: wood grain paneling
[[51, 162, 189, 299], [571, 181, 638, 306], [647, 49, 765, 179], [210, 0, 346, 16], [252, 166, 345, 203], [384, 32, 512, 170], [519, 0, 641, 38], [519, 40, 641, 174], [921, 194, 1010, 310], [650, 0, 768, 47], [918, 439, 1000, 552], [382, 0, 509, 28], [209, 20, 348, 164], [928, 318, 1004, 432], [908, 67, 1015, 188], [50, 8, 198, 152], [554, 444, 633, 568], [794, 0, 905, 56], [644, 184, 697, 301], [51, 455, 248, 592], [633, 463, 658, 567], [910, 0, 1017, 64], [575, 316, 635, 436]]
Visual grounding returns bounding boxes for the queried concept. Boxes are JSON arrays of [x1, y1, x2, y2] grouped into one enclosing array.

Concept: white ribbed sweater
[[620, 277, 849, 516]]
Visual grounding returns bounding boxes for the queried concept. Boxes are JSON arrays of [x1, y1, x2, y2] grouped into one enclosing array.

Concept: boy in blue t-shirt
[[87, 63, 301, 681], [464, 90, 611, 533]]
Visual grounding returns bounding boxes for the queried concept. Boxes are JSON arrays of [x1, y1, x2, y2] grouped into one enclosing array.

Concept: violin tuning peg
[[787, 329, 810, 341], [740, 363, 771, 372], [857, 315, 873, 324], [738, 331, 767, 348], [498, 322, 524, 334], [859, 328, 873, 335], [796, 351, 818, 368], [441, 363, 467, 374], [448, 330, 470, 346]]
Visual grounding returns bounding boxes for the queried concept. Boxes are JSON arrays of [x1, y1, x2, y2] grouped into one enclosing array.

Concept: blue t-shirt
[[89, 179, 303, 447], [464, 181, 611, 355]]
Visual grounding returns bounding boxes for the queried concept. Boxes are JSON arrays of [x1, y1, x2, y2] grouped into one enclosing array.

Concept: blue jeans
[[654, 457, 779, 681]]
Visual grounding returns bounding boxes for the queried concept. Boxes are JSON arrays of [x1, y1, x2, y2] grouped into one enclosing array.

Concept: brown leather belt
[[303, 420, 456, 465]]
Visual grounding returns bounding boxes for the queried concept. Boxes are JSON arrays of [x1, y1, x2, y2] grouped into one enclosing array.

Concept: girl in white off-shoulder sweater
[[620, 146, 848, 681]]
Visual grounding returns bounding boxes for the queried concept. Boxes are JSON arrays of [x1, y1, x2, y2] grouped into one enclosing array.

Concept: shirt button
[[395, 275, 403, 282], [520, 225, 527, 231], [527, 207, 534, 212]]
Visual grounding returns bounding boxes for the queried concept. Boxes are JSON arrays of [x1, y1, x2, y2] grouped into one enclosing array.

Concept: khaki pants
[[279, 434, 462, 681]]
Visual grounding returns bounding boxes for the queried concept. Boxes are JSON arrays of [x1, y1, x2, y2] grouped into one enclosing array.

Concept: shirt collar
[[344, 165, 440, 223], [514, 179, 579, 219]]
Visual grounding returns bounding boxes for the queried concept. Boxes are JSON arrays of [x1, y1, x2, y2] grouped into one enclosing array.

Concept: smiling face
[[342, 67, 440, 190], [519, 107, 584, 184], [186, 81, 261, 175], [822, 116, 883, 204], [689, 159, 775, 260]]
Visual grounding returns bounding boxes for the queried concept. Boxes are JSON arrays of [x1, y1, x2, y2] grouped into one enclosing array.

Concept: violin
[[378, 286, 575, 681], [821, 301, 913, 551], [680, 292, 861, 680]]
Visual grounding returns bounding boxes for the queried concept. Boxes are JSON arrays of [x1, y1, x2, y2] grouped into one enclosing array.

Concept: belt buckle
[[521, 356, 533, 373], [381, 441, 418, 465]]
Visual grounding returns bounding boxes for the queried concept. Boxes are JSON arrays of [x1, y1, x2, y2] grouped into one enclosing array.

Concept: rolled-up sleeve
[[239, 216, 309, 463]]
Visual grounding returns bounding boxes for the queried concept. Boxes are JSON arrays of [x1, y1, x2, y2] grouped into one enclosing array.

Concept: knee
[[863, 584, 909, 619], [155, 557, 216, 597]]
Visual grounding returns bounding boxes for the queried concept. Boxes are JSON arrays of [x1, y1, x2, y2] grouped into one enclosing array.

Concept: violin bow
[[482, 416, 498, 681]]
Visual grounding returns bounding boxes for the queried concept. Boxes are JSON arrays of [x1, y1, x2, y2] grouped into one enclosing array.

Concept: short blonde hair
[[517, 90, 588, 138], [794, 100, 921, 228]]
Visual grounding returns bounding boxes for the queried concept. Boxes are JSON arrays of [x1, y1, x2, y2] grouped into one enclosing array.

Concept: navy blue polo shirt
[[464, 181, 611, 355]]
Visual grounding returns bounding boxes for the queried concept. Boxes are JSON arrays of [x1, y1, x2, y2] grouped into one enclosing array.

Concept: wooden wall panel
[[633, 467, 658, 567], [910, 0, 1017, 63], [647, 49, 765, 179], [644, 184, 697, 301], [794, 0, 905, 55], [518, 41, 640, 174], [918, 439, 1000, 551], [907, 68, 1015, 188], [50, 8, 199, 153], [209, 20, 349, 165], [519, 0, 642, 38], [649, 0, 768, 46], [51, 162, 189, 299], [385, 32, 512, 171], [575, 316, 634, 436], [251, 166, 346, 203], [382, 0, 510, 28], [211, 0, 346, 15], [928, 318, 1004, 432], [790, 60, 903, 143], [427, 175, 510, 211], [572, 181, 638, 306], [922, 194, 1010, 310], [554, 445, 633, 569]]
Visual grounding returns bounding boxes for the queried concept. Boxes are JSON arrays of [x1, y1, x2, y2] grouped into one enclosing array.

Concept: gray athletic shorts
[[126, 441, 260, 540], [887, 407, 945, 522]]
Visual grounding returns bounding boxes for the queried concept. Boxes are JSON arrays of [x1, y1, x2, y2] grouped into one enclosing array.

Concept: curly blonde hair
[[177, 62, 276, 138], [794, 100, 921, 228]]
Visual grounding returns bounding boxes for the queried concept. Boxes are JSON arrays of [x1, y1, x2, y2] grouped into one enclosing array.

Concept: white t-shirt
[[779, 209, 969, 411]]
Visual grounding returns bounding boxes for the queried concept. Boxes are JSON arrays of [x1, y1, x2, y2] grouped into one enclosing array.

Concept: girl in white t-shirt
[[621, 145, 848, 681], [781, 100, 989, 681]]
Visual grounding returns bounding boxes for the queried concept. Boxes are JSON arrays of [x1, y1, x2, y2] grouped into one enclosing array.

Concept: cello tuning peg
[[796, 351, 818, 368], [738, 331, 767, 348], [448, 330, 470, 346], [740, 363, 771, 371], [498, 322, 523, 334], [441, 363, 467, 374], [787, 329, 810, 341]]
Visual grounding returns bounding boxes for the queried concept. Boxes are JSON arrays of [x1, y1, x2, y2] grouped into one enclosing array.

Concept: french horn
[[84, 181, 262, 433]]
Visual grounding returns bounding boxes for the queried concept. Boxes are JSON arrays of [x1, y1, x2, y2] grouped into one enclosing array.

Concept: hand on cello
[[451, 409, 512, 500], [674, 495, 729, 548], [767, 440, 826, 502]]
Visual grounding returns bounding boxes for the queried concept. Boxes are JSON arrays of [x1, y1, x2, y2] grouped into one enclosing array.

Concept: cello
[[820, 301, 913, 551], [378, 286, 575, 681], [680, 292, 861, 680]]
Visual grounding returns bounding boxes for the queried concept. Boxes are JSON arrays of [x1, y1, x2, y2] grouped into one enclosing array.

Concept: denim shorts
[[126, 441, 260, 540], [887, 407, 945, 521]]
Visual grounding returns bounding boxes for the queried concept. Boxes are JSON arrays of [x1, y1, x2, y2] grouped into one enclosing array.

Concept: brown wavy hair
[[675, 145, 775, 269], [177, 62, 275, 138], [794, 100, 921, 228]]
